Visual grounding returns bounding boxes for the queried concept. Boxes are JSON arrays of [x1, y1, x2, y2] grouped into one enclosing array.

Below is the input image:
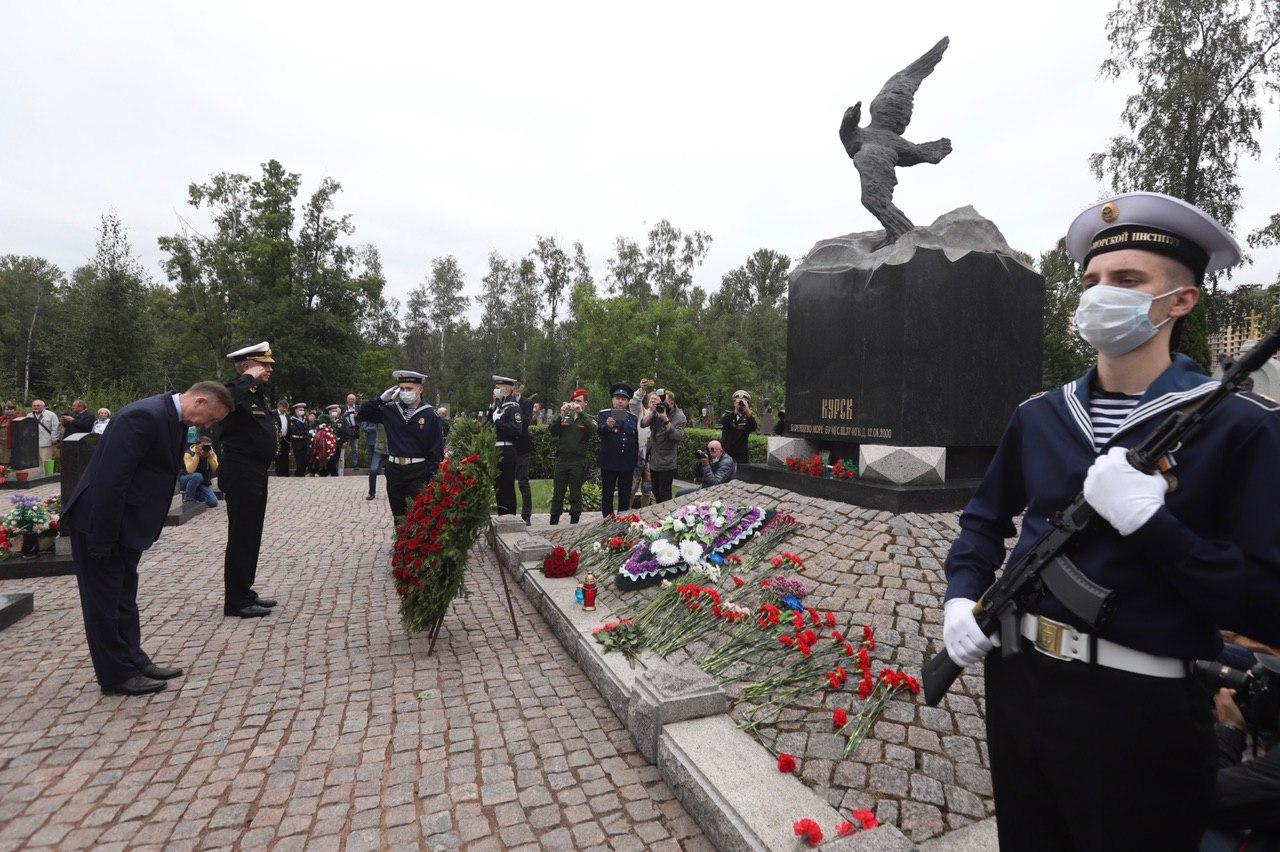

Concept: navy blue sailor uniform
[[356, 396, 443, 523], [596, 405, 638, 517], [492, 395, 522, 516], [944, 191, 1280, 851], [946, 360, 1280, 849]]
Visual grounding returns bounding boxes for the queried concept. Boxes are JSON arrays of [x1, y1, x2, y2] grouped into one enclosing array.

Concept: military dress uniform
[[549, 389, 592, 524], [288, 404, 309, 475], [219, 342, 280, 618], [513, 389, 535, 524], [491, 376, 522, 516], [356, 370, 444, 524], [943, 193, 1280, 851], [274, 406, 292, 476], [596, 382, 638, 517]]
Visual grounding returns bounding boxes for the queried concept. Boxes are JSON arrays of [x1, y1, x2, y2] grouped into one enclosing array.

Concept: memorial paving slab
[[0, 476, 707, 851]]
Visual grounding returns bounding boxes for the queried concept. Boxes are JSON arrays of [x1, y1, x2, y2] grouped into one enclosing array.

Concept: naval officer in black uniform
[[219, 342, 280, 618], [357, 370, 444, 525], [596, 382, 638, 517], [491, 376, 522, 516], [942, 192, 1280, 851]]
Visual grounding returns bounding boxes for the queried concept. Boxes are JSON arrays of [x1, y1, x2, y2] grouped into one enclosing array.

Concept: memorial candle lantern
[[580, 571, 598, 611]]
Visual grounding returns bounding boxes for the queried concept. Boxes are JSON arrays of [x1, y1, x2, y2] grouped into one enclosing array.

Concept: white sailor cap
[[393, 370, 426, 384], [732, 389, 751, 400], [226, 341, 275, 363], [1065, 191, 1241, 280], [292, 402, 307, 410], [493, 375, 517, 386]]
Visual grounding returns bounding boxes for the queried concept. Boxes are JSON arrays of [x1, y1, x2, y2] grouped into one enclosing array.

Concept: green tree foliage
[[0, 255, 65, 400], [1040, 240, 1095, 388], [1090, 0, 1280, 367]]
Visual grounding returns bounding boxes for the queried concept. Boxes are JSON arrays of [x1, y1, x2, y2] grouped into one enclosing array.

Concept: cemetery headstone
[[60, 432, 101, 515], [10, 418, 38, 471]]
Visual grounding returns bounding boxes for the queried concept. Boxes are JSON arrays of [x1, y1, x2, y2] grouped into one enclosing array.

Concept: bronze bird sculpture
[[840, 37, 953, 249]]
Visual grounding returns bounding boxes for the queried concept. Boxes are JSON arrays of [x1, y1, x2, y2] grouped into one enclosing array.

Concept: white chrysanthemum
[[592, 541, 602, 552], [671, 519, 685, 533], [679, 540, 704, 566], [652, 540, 681, 567], [702, 563, 721, 583], [712, 500, 723, 510]]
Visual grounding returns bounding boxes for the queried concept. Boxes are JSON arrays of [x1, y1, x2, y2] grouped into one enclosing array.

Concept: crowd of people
[[0, 398, 112, 470]]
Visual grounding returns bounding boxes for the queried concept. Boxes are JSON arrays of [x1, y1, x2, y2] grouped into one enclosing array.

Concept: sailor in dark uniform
[[596, 382, 638, 517], [219, 342, 281, 618], [942, 192, 1280, 850], [491, 376, 522, 516], [288, 403, 309, 475], [273, 400, 292, 476], [356, 370, 444, 525]]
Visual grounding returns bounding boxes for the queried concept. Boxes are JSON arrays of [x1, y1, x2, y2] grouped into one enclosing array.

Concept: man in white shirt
[[28, 399, 61, 463]]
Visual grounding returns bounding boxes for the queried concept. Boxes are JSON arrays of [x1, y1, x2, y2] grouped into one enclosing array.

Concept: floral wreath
[[616, 501, 774, 591]]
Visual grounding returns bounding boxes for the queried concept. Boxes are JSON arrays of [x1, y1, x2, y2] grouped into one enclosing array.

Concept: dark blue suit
[[62, 393, 184, 686]]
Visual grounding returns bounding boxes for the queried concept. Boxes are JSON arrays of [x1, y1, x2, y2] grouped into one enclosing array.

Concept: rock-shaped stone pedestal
[[859, 444, 946, 485]]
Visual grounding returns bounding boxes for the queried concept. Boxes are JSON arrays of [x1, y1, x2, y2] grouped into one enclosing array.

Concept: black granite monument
[[785, 207, 1044, 479], [60, 431, 101, 521], [10, 418, 38, 471]]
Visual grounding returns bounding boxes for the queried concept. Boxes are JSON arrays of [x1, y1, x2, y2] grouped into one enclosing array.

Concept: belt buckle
[[1034, 615, 1071, 660]]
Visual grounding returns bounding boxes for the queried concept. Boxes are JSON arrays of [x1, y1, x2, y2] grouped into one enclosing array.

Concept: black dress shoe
[[101, 675, 167, 696], [365, 494, 375, 500], [141, 663, 183, 680], [253, 596, 277, 608], [224, 604, 271, 617]]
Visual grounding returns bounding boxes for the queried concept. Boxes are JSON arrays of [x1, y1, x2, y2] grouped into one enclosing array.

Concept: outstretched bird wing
[[868, 36, 949, 136], [853, 144, 899, 209]]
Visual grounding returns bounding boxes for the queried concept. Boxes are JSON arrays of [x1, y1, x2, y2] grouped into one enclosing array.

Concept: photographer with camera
[[549, 389, 592, 525], [640, 387, 686, 504], [719, 390, 758, 465], [1196, 654, 1280, 851], [181, 436, 220, 508], [678, 440, 737, 498]]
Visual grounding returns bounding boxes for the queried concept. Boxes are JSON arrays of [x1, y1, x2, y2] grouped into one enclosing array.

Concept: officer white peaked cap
[[492, 375, 517, 386], [393, 370, 426, 384], [292, 402, 307, 410], [1065, 191, 1241, 275], [733, 389, 751, 400], [226, 341, 275, 362]]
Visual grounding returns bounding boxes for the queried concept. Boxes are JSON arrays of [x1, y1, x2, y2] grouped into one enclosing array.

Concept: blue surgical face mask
[[1073, 285, 1183, 358]]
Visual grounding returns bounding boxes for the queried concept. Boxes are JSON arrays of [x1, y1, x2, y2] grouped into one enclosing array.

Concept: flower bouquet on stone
[[541, 546, 580, 579], [785, 453, 858, 480], [2, 494, 55, 534], [615, 500, 772, 591], [591, 619, 642, 663], [835, 664, 922, 759]]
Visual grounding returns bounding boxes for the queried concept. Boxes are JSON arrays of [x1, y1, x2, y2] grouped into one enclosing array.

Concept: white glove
[[1082, 446, 1167, 536], [379, 386, 398, 402], [943, 598, 999, 668]]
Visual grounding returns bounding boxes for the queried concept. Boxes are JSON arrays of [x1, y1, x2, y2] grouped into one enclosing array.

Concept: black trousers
[[496, 446, 517, 515], [291, 439, 309, 476], [651, 468, 675, 503], [600, 467, 634, 517], [274, 439, 291, 476], [550, 460, 585, 520], [70, 532, 150, 686], [515, 451, 533, 520], [385, 460, 430, 523], [324, 441, 342, 477], [985, 644, 1215, 852], [221, 463, 268, 610]]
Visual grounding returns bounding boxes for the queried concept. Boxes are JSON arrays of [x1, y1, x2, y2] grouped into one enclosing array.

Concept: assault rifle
[[922, 326, 1280, 707]]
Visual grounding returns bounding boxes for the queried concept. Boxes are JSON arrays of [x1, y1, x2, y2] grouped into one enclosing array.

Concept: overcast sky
[[4, 1, 1279, 317]]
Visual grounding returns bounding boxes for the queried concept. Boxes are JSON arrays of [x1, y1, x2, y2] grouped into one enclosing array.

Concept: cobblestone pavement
[[536, 480, 997, 844], [0, 476, 706, 851]]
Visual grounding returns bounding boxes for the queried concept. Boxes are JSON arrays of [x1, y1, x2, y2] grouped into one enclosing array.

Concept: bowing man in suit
[[61, 381, 233, 696]]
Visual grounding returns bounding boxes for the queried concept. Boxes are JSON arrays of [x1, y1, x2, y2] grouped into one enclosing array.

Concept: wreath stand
[[425, 559, 522, 656]]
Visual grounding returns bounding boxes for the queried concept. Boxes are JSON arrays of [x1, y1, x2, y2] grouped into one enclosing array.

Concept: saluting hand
[[244, 361, 269, 383], [380, 386, 398, 402]]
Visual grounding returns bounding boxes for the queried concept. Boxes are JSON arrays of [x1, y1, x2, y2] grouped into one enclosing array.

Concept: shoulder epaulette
[[1235, 389, 1280, 413]]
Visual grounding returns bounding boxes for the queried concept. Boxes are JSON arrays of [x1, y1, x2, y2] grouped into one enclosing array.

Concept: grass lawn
[[488, 478, 556, 512]]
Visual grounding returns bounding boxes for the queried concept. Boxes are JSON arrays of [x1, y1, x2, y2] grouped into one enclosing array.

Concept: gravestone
[[10, 418, 38, 471], [786, 207, 1044, 484], [60, 431, 101, 512]]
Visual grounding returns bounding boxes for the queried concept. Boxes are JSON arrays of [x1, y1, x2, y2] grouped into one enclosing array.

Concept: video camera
[[1192, 654, 1280, 730], [654, 389, 668, 415]]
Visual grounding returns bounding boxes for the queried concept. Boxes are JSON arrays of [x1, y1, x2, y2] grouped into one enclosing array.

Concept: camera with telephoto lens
[[1191, 654, 1280, 730]]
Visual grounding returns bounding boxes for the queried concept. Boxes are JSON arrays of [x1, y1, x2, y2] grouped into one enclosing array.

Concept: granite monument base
[[0, 593, 34, 631], [60, 432, 101, 509], [735, 462, 978, 513], [1, 469, 58, 490], [165, 495, 215, 527], [9, 418, 40, 471], [1, 541, 76, 579]]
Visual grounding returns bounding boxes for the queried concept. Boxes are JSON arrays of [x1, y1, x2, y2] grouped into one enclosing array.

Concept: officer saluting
[[943, 192, 1280, 850], [596, 382, 638, 517], [357, 370, 444, 525], [220, 342, 280, 618], [491, 376, 522, 516]]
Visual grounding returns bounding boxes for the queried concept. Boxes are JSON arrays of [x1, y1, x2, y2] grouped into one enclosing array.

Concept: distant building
[[1210, 311, 1280, 366]]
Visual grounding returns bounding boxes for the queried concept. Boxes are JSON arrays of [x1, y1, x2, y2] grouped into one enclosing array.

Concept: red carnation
[[836, 820, 855, 837], [792, 818, 823, 846], [733, 576, 745, 588], [858, 676, 873, 700], [777, 753, 797, 773], [833, 708, 848, 728], [852, 809, 880, 830]]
